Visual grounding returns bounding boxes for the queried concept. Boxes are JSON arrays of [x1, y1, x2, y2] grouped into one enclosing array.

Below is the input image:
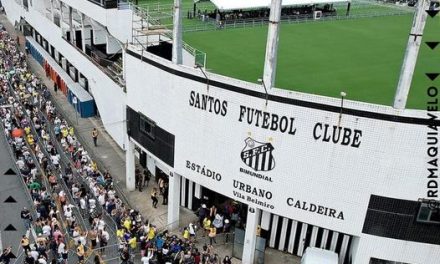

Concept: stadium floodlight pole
[[393, 0, 429, 109], [195, 65, 209, 91], [257, 78, 269, 106], [339, 91, 346, 126], [262, 0, 283, 89], [172, 0, 183, 65]]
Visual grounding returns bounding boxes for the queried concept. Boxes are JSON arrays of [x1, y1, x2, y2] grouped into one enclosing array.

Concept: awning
[[210, 0, 349, 11]]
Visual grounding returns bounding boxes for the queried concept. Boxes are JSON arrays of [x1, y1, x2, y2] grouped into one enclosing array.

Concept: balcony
[[62, 35, 126, 90], [87, 0, 118, 9]]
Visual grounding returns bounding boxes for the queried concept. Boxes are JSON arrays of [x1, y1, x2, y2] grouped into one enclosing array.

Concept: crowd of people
[[0, 25, 72, 264], [0, 21, 241, 264]]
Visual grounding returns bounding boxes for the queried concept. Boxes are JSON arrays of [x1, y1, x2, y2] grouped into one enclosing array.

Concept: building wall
[[4, 0, 127, 148], [124, 49, 440, 263], [60, 0, 133, 43]]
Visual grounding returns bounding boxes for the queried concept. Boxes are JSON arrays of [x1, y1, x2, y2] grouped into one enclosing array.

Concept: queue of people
[[0, 22, 239, 264], [0, 26, 71, 264]]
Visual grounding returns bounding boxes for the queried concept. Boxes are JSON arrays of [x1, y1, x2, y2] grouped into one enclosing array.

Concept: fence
[[183, 9, 412, 32], [0, 80, 76, 264], [126, 1, 208, 68]]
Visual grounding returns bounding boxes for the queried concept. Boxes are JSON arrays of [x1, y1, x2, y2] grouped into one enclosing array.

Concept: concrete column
[[68, 6, 75, 44], [80, 13, 86, 52], [393, 0, 429, 109], [263, 0, 282, 89], [242, 207, 261, 264], [50, 0, 55, 22], [172, 0, 183, 65], [126, 140, 136, 191], [59, 2, 65, 27], [167, 172, 181, 229]]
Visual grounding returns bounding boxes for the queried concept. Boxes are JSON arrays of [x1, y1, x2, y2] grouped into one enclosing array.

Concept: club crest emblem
[[241, 137, 275, 172]]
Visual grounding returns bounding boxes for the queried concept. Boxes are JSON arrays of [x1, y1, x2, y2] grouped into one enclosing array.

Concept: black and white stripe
[[242, 143, 275, 171], [262, 213, 353, 263]]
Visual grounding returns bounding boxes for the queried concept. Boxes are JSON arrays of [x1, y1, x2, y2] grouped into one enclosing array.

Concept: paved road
[[0, 129, 34, 262]]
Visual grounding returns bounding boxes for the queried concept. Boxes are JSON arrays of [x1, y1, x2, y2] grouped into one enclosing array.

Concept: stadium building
[[2, 0, 440, 263]]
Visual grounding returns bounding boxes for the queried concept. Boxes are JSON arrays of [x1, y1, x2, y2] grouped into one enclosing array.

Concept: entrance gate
[[233, 228, 266, 264]]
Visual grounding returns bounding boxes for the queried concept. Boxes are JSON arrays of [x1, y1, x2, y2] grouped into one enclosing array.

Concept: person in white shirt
[[38, 255, 47, 264], [98, 193, 106, 206], [16, 158, 25, 170], [141, 248, 154, 264], [29, 249, 39, 260], [107, 189, 115, 200], [57, 241, 66, 255], [79, 197, 87, 215], [72, 229, 81, 245], [78, 232, 87, 247], [97, 218, 106, 231], [71, 184, 79, 197], [42, 224, 51, 237], [88, 198, 97, 214], [51, 154, 60, 167]]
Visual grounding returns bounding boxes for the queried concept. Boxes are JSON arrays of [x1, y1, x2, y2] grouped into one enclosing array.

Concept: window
[[139, 114, 155, 139], [417, 201, 440, 224]]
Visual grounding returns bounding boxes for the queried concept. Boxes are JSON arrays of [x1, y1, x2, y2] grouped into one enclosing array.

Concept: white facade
[[124, 48, 440, 263]]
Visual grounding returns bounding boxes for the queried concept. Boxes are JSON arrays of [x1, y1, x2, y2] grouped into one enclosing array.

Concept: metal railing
[[5, 75, 89, 233], [0, 125, 38, 220], [60, 36, 126, 89], [0, 89, 74, 264], [183, 8, 413, 32], [127, 1, 207, 68], [43, 116, 119, 234]]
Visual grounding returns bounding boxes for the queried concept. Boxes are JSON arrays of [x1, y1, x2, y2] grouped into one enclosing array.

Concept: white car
[[301, 247, 339, 264]]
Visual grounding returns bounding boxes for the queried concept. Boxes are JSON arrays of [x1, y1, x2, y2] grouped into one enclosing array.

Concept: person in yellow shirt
[[91, 161, 98, 172], [116, 228, 124, 238], [20, 235, 30, 253], [61, 127, 68, 138], [182, 227, 190, 241], [76, 243, 85, 263], [27, 134, 34, 147], [208, 225, 217, 245], [203, 217, 211, 237], [123, 218, 131, 231], [147, 226, 155, 240], [128, 237, 137, 250], [24, 126, 30, 135], [69, 127, 74, 136]]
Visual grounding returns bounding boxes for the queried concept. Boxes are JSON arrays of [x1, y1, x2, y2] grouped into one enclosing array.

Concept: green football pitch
[[183, 15, 440, 109], [135, 0, 440, 109]]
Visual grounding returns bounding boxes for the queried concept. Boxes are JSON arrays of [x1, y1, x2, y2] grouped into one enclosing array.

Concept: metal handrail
[[128, 0, 207, 68], [0, 125, 37, 220], [6, 78, 89, 232], [182, 4, 413, 32], [43, 115, 119, 234]]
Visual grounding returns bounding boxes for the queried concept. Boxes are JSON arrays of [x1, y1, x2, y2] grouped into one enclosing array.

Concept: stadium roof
[[209, 0, 350, 11]]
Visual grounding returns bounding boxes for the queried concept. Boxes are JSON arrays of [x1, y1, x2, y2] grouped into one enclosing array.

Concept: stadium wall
[[124, 47, 440, 263]]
